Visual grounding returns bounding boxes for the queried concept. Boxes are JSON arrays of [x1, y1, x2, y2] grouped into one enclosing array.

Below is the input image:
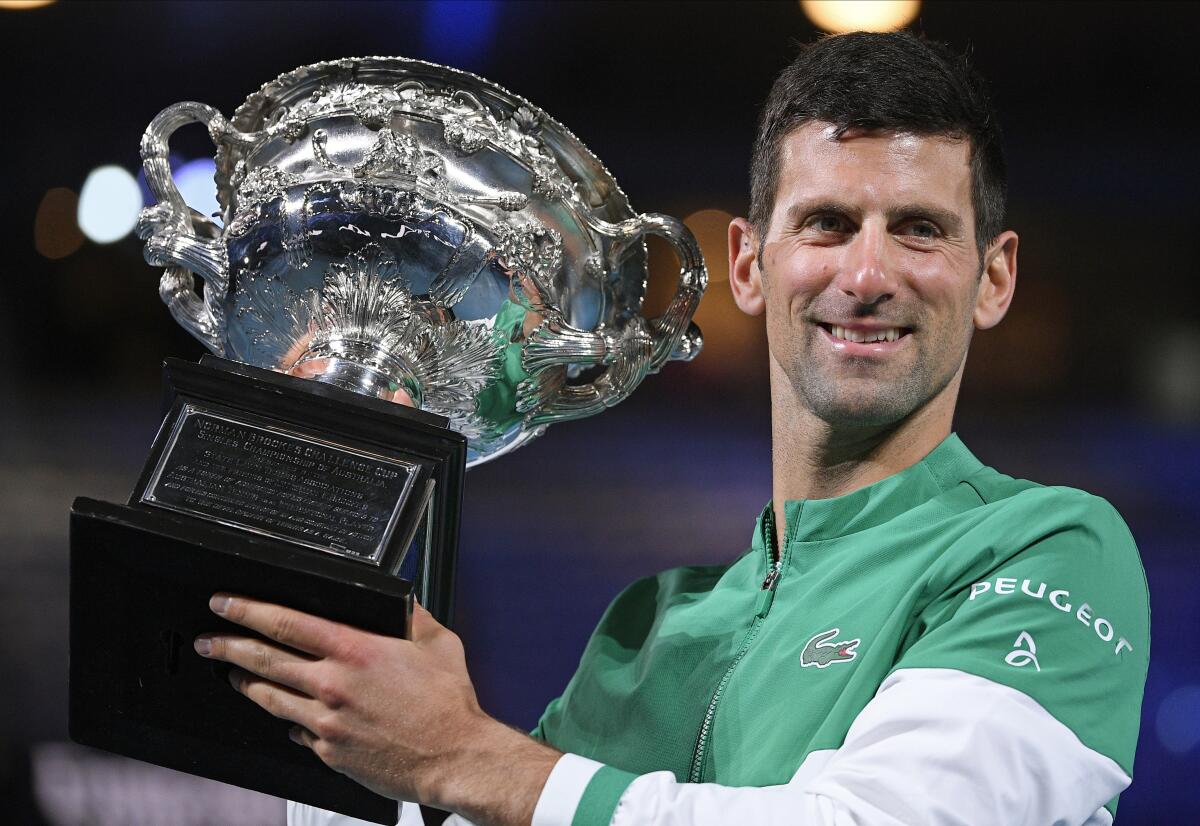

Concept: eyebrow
[[783, 199, 965, 236], [887, 203, 964, 236]]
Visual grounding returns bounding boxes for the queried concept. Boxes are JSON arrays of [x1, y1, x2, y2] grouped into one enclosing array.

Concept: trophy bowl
[[137, 56, 707, 466]]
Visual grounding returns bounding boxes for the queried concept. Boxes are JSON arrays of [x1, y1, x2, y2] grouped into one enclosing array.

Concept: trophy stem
[[289, 341, 423, 408]]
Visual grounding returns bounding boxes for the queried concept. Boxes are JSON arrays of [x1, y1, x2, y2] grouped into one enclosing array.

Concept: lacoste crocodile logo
[[801, 628, 861, 668]]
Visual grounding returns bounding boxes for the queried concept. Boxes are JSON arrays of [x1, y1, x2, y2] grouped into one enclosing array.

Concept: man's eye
[[812, 215, 847, 233], [904, 221, 940, 239]]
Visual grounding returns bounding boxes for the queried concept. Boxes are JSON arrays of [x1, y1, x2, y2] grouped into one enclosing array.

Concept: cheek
[[762, 245, 838, 311], [907, 258, 978, 317]]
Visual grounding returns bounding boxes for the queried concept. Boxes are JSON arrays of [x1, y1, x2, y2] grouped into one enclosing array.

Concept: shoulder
[[575, 561, 734, 655], [919, 468, 1150, 665], [898, 476, 1150, 779], [964, 470, 1143, 575]]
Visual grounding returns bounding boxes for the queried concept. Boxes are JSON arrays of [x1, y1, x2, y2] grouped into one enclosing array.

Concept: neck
[[768, 363, 962, 548]]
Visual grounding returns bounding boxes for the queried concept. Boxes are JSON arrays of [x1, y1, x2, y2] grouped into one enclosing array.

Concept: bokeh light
[[799, 0, 920, 33], [76, 165, 142, 244], [172, 157, 221, 224], [0, 1, 57, 9], [1156, 684, 1200, 755], [34, 187, 84, 259], [678, 208, 769, 384]]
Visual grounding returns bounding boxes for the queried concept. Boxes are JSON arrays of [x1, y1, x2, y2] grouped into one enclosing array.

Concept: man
[[194, 32, 1149, 825]]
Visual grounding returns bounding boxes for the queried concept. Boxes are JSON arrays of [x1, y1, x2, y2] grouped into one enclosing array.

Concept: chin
[[803, 380, 927, 430], [818, 402, 915, 429]]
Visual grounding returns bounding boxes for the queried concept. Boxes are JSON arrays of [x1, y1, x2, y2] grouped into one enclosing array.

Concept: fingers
[[227, 667, 324, 728], [195, 633, 317, 695], [208, 593, 345, 656], [289, 724, 318, 749]]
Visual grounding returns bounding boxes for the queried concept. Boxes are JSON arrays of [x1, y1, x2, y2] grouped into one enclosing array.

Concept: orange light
[[0, 1, 57, 9], [800, 0, 920, 33], [683, 209, 734, 287], [34, 187, 84, 259], [679, 208, 769, 384]]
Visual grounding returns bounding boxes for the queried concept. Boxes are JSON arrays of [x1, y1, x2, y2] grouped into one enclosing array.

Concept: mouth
[[816, 322, 913, 352]]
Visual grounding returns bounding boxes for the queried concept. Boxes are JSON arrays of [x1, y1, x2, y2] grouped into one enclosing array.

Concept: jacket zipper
[[687, 509, 786, 782]]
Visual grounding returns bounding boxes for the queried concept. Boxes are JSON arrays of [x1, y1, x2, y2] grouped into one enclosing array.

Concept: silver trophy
[[137, 56, 706, 466], [69, 57, 706, 823]]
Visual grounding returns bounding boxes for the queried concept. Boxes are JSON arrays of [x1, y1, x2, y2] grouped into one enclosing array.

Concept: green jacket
[[533, 434, 1149, 826]]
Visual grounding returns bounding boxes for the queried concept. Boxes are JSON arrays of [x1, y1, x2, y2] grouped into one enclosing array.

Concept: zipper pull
[[761, 566, 780, 591], [755, 563, 781, 618]]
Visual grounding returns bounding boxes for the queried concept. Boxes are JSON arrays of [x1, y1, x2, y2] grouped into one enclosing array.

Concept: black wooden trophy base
[[69, 357, 466, 825]]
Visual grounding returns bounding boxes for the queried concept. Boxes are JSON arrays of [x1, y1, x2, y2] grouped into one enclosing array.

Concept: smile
[[817, 323, 912, 352]]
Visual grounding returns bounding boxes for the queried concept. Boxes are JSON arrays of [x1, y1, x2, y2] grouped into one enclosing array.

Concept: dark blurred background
[[1, 1, 1197, 823]]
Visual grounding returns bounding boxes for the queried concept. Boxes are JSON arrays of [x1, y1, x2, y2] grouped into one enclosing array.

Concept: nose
[[835, 222, 895, 306]]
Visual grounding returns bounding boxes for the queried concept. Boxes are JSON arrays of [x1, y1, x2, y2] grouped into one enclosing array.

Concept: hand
[[194, 594, 560, 822]]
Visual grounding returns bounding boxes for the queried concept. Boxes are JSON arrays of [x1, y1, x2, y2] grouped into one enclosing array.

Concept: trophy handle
[[522, 213, 707, 424], [136, 102, 260, 353], [620, 213, 707, 368]]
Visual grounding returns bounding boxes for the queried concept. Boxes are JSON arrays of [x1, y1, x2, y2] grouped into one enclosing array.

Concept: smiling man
[[197, 32, 1149, 826]]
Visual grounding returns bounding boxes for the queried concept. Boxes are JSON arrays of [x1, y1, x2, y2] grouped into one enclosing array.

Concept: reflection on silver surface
[[138, 57, 706, 465]]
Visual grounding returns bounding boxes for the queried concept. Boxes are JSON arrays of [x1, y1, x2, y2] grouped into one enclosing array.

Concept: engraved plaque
[[70, 357, 465, 824], [141, 404, 419, 564]]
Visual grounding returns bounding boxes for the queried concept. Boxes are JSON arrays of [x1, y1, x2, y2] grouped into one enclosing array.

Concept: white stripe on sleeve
[[601, 668, 1125, 826], [531, 752, 606, 826]]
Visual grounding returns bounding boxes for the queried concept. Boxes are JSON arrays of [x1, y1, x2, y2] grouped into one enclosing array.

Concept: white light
[[173, 157, 221, 225], [800, 0, 921, 34], [77, 165, 142, 244], [1156, 684, 1200, 755]]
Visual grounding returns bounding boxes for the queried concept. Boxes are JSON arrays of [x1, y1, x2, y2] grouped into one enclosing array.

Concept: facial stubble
[[763, 267, 977, 431]]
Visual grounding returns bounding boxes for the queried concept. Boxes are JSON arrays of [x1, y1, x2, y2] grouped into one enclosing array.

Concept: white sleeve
[[531, 668, 1129, 826], [287, 799, 478, 826]]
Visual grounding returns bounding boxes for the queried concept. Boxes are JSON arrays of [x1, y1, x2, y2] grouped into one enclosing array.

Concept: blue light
[[77, 165, 142, 244], [173, 157, 221, 225], [1157, 684, 1200, 755], [421, 0, 498, 68]]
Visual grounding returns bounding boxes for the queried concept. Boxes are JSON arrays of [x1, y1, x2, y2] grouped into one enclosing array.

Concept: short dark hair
[[749, 31, 1007, 258]]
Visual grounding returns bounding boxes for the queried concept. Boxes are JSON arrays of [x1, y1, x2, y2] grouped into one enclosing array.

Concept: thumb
[[410, 600, 466, 661], [409, 599, 441, 641]]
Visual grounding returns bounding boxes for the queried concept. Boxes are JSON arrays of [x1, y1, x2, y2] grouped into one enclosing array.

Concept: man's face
[[753, 122, 988, 428]]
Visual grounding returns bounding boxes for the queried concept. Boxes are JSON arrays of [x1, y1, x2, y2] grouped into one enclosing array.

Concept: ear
[[729, 217, 765, 316], [974, 230, 1018, 330]]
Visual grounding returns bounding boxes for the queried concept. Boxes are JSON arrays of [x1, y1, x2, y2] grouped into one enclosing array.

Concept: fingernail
[[210, 594, 231, 614], [193, 637, 212, 656]]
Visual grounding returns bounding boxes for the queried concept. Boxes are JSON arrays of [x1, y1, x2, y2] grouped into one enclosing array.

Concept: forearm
[[433, 716, 562, 826]]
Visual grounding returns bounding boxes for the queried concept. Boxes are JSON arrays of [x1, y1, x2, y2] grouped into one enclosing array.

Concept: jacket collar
[[752, 433, 984, 551]]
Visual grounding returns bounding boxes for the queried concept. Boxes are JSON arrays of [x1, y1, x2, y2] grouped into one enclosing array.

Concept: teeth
[[828, 325, 903, 344]]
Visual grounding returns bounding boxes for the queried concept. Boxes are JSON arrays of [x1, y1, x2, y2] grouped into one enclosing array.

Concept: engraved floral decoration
[[491, 219, 564, 310], [235, 164, 302, 206], [253, 245, 505, 438], [226, 163, 304, 237], [261, 72, 580, 206], [313, 128, 420, 180]]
